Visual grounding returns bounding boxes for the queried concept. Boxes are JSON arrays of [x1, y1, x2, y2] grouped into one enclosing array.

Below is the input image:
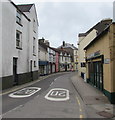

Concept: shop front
[[87, 55, 103, 91], [84, 23, 115, 104], [39, 61, 49, 76]]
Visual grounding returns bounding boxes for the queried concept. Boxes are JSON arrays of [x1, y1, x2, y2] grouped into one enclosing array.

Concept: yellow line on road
[[76, 97, 81, 106], [80, 114, 83, 118], [76, 97, 84, 118], [79, 108, 82, 112]]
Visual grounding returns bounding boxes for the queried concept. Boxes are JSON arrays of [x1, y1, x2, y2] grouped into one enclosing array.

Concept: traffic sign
[[45, 88, 69, 101], [9, 87, 41, 98]]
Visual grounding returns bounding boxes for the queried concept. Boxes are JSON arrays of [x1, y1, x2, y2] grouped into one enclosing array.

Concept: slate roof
[[39, 40, 48, 50], [84, 22, 113, 50], [10, 1, 30, 21], [58, 43, 77, 50], [78, 19, 112, 37], [17, 4, 33, 12]]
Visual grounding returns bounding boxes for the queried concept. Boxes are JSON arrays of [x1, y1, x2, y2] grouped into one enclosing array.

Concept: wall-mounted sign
[[87, 50, 100, 59], [104, 58, 110, 64]]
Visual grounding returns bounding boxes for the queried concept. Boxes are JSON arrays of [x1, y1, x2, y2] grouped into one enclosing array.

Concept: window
[[34, 61, 36, 67], [33, 37, 36, 55], [81, 62, 86, 67], [16, 11, 21, 24], [16, 30, 22, 49]]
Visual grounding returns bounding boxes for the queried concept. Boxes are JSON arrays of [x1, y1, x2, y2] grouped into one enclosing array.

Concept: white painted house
[[58, 50, 71, 72], [38, 39, 49, 75], [1, 0, 39, 89], [48, 47, 56, 73]]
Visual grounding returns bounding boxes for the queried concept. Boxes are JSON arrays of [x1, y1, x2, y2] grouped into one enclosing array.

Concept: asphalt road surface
[[2, 72, 87, 118]]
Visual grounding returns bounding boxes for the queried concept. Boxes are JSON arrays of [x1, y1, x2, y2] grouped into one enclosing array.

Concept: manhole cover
[[97, 111, 115, 118]]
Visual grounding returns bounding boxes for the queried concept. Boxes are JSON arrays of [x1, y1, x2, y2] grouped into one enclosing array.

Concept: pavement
[[71, 72, 115, 119]]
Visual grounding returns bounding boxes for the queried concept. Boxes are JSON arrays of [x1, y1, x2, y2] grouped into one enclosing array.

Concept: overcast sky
[[12, 0, 114, 48]]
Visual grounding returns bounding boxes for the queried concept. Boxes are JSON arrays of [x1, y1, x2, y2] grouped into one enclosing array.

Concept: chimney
[[63, 41, 65, 46], [39, 37, 45, 43], [45, 40, 50, 46]]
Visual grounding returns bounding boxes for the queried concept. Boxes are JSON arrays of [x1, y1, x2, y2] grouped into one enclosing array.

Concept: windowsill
[[16, 21, 23, 27], [16, 47, 22, 50], [33, 54, 36, 56], [33, 30, 36, 33]]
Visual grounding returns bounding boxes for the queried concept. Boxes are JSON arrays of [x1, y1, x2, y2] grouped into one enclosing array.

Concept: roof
[[78, 18, 112, 37], [57, 48, 71, 55], [17, 4, 33, 12], [50, 47, 60, 53], [10, 1, 30, 21], [58, 43, 77, 50], [84, 23, 111, 50], [39, 40, 48, 50]]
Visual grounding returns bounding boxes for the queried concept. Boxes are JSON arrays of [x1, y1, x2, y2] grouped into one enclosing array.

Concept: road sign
[[9, 87, 41, 98], [45, 88, 69, 101]]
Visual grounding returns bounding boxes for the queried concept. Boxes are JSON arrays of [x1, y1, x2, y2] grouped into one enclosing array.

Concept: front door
[[13, 58, 18, 85]]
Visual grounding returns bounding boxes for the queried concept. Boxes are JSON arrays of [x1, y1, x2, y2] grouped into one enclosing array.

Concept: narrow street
[[2, 72, 86, 118], [2, 72, 115, 119]]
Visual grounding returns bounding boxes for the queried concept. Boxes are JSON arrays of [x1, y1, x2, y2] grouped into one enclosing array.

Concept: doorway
[[13, 58, 18, 85]]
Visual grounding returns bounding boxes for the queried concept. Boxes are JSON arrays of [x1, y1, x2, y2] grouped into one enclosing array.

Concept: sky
[[12, 0, 114, 48]]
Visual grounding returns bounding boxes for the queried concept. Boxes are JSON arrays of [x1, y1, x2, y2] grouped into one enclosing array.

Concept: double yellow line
[[76, 97, 83, 119]]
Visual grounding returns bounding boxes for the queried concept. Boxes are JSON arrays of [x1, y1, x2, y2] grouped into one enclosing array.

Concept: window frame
[[16, 11, 22, 25], [16, 30, 22, 50], [33, 37, 36, 55]]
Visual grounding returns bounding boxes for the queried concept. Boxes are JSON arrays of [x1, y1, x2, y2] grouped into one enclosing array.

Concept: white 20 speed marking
[[9, 87, 41, 98], [45, 88, 69, 101]]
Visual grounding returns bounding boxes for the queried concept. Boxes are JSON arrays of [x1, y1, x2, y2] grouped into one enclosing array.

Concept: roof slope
[[79, 19, 112, 37], [17, 4, 33, 12], [84, 22, 112, 50]]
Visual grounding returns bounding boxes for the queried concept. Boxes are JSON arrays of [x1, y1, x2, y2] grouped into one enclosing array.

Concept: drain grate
[[97, 111, 115, 118]]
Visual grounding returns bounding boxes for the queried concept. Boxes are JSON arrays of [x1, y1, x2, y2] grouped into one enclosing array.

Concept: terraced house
[[84, 20, 115, 104], [1, 0, 39, 89], [78, 19, 112, 81]]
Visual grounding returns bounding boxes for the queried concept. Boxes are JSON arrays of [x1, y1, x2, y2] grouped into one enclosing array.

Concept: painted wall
[[0, 1, 2, 78], [78, 29, 97, 78], [85, 24, 115, 94], [39, 46, 48, 61], [2, 1, 39, 89], [23, 5, 39, 72]]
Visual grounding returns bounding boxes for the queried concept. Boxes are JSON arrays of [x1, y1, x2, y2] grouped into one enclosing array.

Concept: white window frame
[[16, 11, 21, 24], [33, 37, 36, 55], [16, 30, 22, 49]]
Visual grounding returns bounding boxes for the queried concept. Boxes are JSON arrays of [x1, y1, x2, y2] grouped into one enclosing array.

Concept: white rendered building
[[1, 0, 39, 89]]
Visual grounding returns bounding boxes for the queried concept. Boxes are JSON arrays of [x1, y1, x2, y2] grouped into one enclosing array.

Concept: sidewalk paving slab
[[71, 72, 115, 119]]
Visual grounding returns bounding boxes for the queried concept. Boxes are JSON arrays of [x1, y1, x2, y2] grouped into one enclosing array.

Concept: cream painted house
[[78, 29, 97, 81], [77, 19, 112, 81], [84, 22, 115, 104]]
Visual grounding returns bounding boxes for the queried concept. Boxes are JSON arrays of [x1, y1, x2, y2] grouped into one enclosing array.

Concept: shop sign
[[87, 51, 100, 59], [104, 58, 110, 64]]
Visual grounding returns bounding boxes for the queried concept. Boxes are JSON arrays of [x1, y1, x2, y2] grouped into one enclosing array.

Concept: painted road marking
[[80, 115, 83, 118], [45, 88, 69, 101], [9, 87, 41, 98], [50, 82, 53, 86]]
